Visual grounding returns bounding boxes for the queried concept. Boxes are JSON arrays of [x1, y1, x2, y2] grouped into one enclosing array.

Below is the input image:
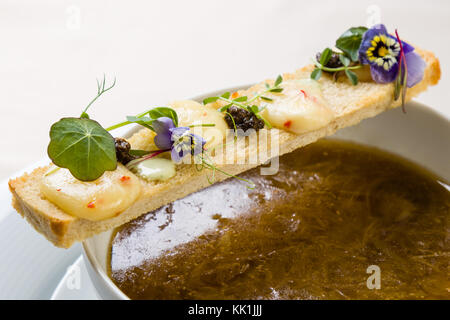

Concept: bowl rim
[[82, 84, 450, 300]]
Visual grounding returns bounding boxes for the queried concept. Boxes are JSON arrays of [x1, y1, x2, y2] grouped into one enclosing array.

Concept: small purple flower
[[359, 24, 425, 88], [153, 117, 206, 163]]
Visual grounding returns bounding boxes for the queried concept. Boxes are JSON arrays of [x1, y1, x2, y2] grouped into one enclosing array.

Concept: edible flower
[[153, 117, 206, 163], [359, 24, 425, 88]]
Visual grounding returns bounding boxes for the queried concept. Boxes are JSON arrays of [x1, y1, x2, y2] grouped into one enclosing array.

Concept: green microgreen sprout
[[80, 74, 116, 119], [47, 76, 118, 181], [196, 152, 255, 189], [311, 48, 361, 85], [202, 75, 285, 129]]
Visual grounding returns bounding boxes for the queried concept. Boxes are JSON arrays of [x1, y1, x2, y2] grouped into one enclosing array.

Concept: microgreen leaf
[[320, 48, 332, 66], [221, 92, 231, 99], [394, 70, 402, 101], [147, 107, 179, 127], [267, 88, 283, 93], [274, 75, 283, 87], [80, 112, 90, 119], [335, 26, 368, 62], [255, 113, 272, 129], [311, 68, 322, 81], [339, 54, 351, 67], [219, 103, 233, 112], [126, 116, 154, 130], [260, 96, 273, 102], [47, 118, 117, 181], [129, 149, 153, 157], [345, 69, 358, 85], [249, 105, 259, 114], [233, 96, 248, 102], [203, 96, 219, 105]]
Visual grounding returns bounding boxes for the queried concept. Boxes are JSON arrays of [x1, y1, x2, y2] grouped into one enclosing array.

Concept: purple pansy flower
[[153, 117, 206, 163], [359, 24, 425, 88]]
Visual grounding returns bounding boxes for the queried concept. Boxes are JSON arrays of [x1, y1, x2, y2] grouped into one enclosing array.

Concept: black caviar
[[224, 106, 265, 132], [316, 51, 344, 69], [114, 137, 136, 165]]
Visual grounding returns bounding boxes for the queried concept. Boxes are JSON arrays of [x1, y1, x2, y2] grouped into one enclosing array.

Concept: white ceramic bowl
[[83, 87, 450, 300]]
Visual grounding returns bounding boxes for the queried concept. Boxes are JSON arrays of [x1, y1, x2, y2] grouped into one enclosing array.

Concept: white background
[[0, 0, 448, 180]]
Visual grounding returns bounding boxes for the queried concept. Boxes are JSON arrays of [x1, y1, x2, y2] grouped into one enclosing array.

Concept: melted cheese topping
[[260, 79, 334, 134], [169, 100, 228, 149], [132, 158, 176, 182], [40, 164, 141, 221]]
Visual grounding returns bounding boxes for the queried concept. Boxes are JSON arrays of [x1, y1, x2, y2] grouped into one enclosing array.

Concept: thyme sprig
[[202, 75, 284, 129]]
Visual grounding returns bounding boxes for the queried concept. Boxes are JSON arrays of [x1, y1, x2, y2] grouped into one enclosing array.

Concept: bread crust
[[9, 48, 440, 248]]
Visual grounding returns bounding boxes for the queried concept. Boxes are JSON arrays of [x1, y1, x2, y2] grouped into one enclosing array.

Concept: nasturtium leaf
[[203, 96, 219, 105], [345, 69, 358, 85], [320, 48, 332, 66], [310, 68, 322, 81], [335, 26, 368, 62], [147, 107, 178, 127], [47, 117, 117, 181]]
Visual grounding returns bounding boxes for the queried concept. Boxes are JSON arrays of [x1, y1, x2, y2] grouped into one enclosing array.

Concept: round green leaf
[[48, 117, 117, 181], [310, 68, 322, 81], [335, 26, 368, 62], [345, 69, 358, 86], [320, 48, 332, 66]]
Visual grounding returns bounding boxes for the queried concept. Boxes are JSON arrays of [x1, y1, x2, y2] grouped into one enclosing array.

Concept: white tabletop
[[0, 0, 448, 180]]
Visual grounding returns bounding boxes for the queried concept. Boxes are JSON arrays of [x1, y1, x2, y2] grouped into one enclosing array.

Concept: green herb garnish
[[335, 26, 368, 62], [202, 75, 284, 128], [311, 47, 362, 85], [48, 117, 117, 181], [47, 76, 118, 181]]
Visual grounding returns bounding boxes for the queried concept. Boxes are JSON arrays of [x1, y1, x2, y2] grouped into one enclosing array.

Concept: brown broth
[[109, 140, 450, 300]]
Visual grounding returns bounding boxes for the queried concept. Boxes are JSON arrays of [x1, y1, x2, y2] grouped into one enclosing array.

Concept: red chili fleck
[[56, 189, 61, 192], [284, 120, 292, 128], [87, 201, 96, 209], [231, 92, 239, 99], [120, 176, 131, 182], [300, 90, 307, 98]]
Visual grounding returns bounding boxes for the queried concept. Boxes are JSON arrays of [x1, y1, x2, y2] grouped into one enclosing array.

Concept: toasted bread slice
[[9, 47, 440, 248]]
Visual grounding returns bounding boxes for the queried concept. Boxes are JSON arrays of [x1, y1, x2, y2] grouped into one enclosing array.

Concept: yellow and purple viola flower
[[359, 24, 425, 88], [153, 117, 206, 163]]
